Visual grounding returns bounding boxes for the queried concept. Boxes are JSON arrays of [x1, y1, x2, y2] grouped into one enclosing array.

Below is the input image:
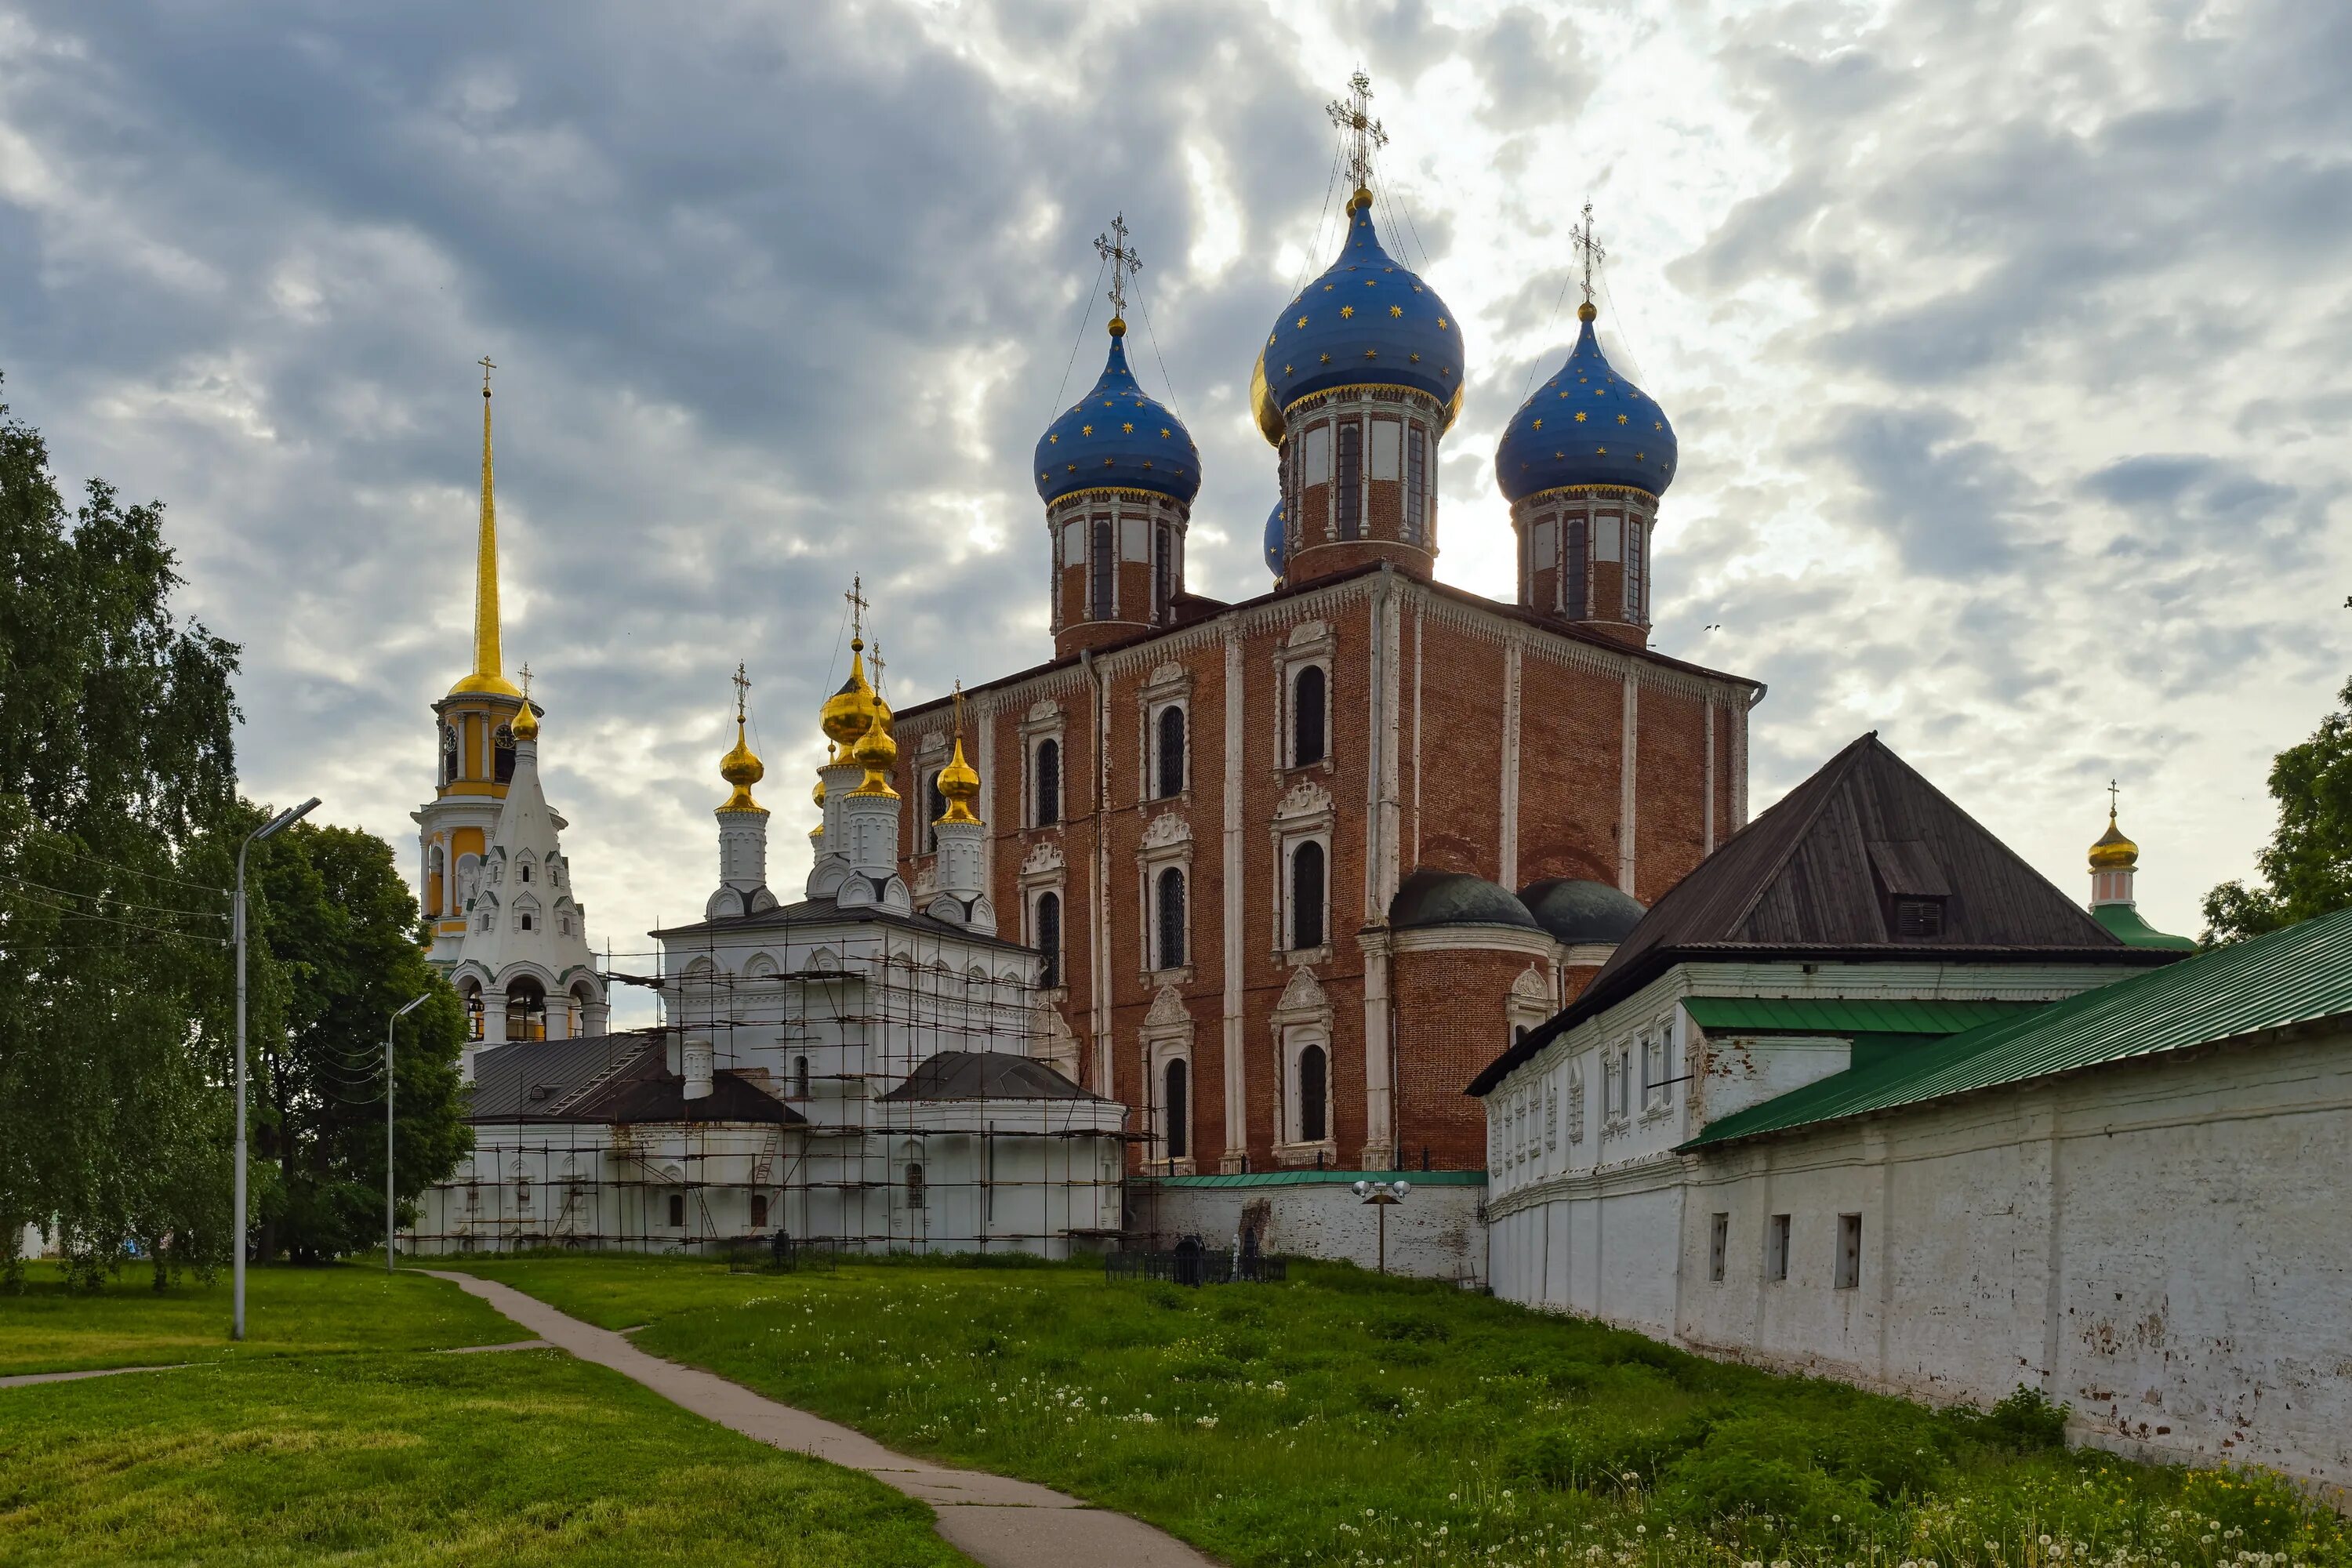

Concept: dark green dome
[[1389, 868, 1539, 931], [1518, 878, 1645, 946]]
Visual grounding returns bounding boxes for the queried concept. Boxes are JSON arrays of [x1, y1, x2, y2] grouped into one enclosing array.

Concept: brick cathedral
[[886, 88, 1759, 1174]]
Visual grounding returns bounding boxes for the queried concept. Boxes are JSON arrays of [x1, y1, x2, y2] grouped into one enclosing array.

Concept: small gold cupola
[[719, 662, 766, 813], [819, 578, 879, 748], [936, 684, 982, 825], [848, 700, 898, 797]]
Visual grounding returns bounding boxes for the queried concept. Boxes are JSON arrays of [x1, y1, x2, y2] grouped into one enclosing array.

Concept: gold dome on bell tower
[[935, 683, 982, 825], [718, 663, 766, 814], [819, 578, 880, 748]]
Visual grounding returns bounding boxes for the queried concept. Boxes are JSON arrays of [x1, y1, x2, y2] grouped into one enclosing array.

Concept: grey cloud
[[1802, 405, 2029, 578]]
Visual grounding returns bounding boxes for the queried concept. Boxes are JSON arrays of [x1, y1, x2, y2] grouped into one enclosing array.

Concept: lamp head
[[254, 796, 321, 844]]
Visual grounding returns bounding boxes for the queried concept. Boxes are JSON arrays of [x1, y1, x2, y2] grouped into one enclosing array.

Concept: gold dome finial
[[510, 662, 539, 739], [719, 662, 766, 812], [2089, 780, 2138, 872], [936, 682, 982, 824], [449, 357, 523, 699], [818, 577, 878, 746]]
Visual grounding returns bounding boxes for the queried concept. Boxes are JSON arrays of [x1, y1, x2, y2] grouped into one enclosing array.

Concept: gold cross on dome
[[869, 641, 887, 699], [2108, 779, 2120, 816], [845, 575, 868, 641], [1570, 200, 1606, 307], [479, 355, 496, 393], [1094, 212, 1142, 319], [951, 680, 967, 741], [733, 661, 751, 724], [1327, 70, 1387, 191]]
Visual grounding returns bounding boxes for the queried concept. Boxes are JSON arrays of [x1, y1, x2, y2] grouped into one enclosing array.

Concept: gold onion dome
[[936, 735, 982, 823], [510, 699, 539, 741], [820, 641, 879, 747], [719, 720, 764, 812], [2089, 810, 2139, 872], [849, 705, 898, 797]]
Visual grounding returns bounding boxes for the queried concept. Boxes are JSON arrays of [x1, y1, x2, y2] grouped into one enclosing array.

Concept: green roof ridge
[[1683, 906, 2352, 1149]]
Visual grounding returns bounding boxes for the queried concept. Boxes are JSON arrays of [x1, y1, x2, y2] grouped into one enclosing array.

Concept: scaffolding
[[409, 906, 1140, 1258]]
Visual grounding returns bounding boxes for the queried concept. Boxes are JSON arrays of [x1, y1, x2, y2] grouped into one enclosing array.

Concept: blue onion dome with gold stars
[[1252, 189, 1465, 446], [1495, 301, 1678, 503], [1263, 499, 1288, 576], [1035, 320, 1200, 506]]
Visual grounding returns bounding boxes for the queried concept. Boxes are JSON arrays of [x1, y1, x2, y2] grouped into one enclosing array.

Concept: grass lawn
[[0, 1264, 966, 1566], [0, 1351, 963, 1566], [446, 1253, 2352, 1568], [0, 1261, 513, 1375]]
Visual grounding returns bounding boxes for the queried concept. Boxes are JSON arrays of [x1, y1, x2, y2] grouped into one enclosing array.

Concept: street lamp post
[[387, 993, 427, 1272], [234, 797, 318, 1342], [1351, 1178, 1412, 1276]]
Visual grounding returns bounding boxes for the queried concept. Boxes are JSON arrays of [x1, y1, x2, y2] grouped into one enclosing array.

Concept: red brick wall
[[1514, 654, 1624, 889], [1391, 944, 1540, 1170], [1409, 627, 1507, 879], [1634, 684, 1708, 906]]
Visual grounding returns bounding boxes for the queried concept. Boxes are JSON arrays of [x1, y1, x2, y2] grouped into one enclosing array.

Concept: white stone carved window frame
[[1272, 619, 1338, 779], [1019, 699, 1065, 831], [909, 728, 949, 862], [1545, 1078, 1559, 1154], [1269, 778, 1335, 967], [1138, 662, 1192, 806], [1018, 840, 1068, 999], [512, 891, 541, 934], [1269, 967, 1336, 1165], [1141, 985, 1196, 1177], [1137, 809, 1194, 984]]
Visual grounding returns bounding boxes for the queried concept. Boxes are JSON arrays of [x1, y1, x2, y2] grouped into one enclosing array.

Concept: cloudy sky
[[4, 0, 2344, 1002]]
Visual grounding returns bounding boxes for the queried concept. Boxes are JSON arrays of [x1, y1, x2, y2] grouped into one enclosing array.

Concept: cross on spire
[[1570, 200, 1606, 307], [868, 640, 887, 699], [845, 575, 867, 644], [2108, 778, 2121, 818], [951, 679, 967, 740], [479, 355, 495, 396], [517, 661, 532, 698], [1327, 71, 1387, 193], [1095, 213, 1142, 322], [733, 661, 750, 724]]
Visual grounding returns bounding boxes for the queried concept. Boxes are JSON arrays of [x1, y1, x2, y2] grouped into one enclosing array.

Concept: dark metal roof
[[467, 1033, 665, 1120], [1390, 868, 1541, 931], [877, 1050, 1109, 1102], [1518, 878, 1645, 945], [1684, 905, 2352, 1149], [653, 894, 1027, 951], [1467, 733, 2180, 1096], [466, 1030, 802, 1126]]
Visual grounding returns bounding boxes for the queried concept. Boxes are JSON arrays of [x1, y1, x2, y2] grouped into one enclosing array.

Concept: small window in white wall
[[1530, 517, 1555, 575], [1370, 418, 1400, 479], [1767, 1214, 1791, 1283], [1709, 1213, 1730, 1283], [1836, 1213, 1863, 1290]]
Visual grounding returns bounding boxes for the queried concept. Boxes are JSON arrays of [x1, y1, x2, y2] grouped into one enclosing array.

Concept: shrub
[[1983, 1385, 2069, 1451], [1661, 1447, 1871, 1528]]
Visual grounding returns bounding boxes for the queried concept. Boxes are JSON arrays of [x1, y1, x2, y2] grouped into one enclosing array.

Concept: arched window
[[1293, 665, 1327, 767], [1335, 420, 1363, 539], [493, 725, 517, 785], [428, 845, 446, 914], [1033, 739, 1061, 826], [751, 1193, 769, 1229], [1290, 840, 1325, 951], [793, 1055, 810, 1097], [926, 771, 946, 853], [462, 988, 485, 1041], [518, 858, 533, 884], [518, 910, 534, 932], [1091, 519, 1114, 618], [505, 978, 546, 1042], [1156, 705, 1185, 799], [1625, 515, 1645, 620], [906, 1163, 926, 1211], [441, 725, 459, 784], [1164, 1058, 1189, 1161], [1155, 867, 1185, 971], [1298, 1044, 1328, 1144], [1035, 891, 1062, 989]]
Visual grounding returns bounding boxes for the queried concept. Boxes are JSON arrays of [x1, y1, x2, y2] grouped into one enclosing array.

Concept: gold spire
[[936, 682, 982, 824], [449, 358, 522, 699], [510, 662, 539, 739], [719, 662, 766, 813], [2089, 780, 2139, 872]]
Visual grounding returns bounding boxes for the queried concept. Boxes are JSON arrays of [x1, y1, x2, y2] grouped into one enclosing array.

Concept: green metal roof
[[1137, 1169, 1487, 1189], [2092, 901, 2198, 951], [1682, 996, 2041, 1036], [1684, 906, 2352, 1149]]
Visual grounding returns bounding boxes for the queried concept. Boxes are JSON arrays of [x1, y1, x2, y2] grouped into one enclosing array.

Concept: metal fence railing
[[724, 1233, 843, 1275], [1105, 1247, 1288, 1287]]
